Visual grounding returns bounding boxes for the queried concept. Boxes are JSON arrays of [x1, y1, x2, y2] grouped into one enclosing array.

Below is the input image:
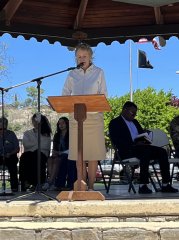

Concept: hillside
[[3, 105, 67, 138]]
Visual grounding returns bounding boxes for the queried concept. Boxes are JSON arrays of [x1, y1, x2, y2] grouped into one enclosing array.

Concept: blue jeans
[[55, 154, 77, 189]]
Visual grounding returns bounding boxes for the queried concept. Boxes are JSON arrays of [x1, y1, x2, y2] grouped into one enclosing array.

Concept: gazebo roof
[[0, 0, 179, 47]]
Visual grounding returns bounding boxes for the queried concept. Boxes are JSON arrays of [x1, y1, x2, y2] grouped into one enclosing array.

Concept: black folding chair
[[106, 145, 139, 193], [97, 161, 108, 191], [106, 144, 160, 194], [150, 128, 179, 185], [150, 129, 179, 185]]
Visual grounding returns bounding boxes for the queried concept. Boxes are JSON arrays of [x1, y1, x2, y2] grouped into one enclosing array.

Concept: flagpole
[[129, 40, 133, 101]]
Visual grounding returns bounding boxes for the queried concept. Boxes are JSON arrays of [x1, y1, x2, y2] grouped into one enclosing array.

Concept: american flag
[[152, 38, 161, 50], [138, 37, 161, 50]]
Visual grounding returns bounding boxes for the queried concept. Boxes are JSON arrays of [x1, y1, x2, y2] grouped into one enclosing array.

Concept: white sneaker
[[42, 182, 50, 191]]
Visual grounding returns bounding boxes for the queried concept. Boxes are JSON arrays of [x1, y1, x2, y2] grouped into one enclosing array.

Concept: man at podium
[[62, 43, 108, 191]]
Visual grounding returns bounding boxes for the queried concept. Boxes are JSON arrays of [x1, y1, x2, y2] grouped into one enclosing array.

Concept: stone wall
[[1, 218, 179, 240], [1, 199, 179, 239]]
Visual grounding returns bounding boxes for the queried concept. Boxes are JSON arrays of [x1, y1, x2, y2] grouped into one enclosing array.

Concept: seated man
[[109, 101, 178, 194], [169, 115, 179, 157], [169, 115, 179, 180], [0, 117, 19, 192]]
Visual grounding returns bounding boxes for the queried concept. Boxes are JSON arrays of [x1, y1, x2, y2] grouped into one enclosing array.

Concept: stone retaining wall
[[1, 221, 179, 240], [1, 199, 179, 239]]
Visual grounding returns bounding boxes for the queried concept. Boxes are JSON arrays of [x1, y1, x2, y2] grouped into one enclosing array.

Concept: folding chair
[[106, 145, 159, 194], [151, 128, 179, 185], [170, 157, 179, 184], [106, 146, 140, 194], [97, 160, 108, 191], [0, 165, 10, 181]]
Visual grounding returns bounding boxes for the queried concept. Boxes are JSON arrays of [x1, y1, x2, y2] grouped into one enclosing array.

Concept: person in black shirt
[[0, 117, 19, 192], [109, 101, 178, 194], [42, 117, 77, 191]]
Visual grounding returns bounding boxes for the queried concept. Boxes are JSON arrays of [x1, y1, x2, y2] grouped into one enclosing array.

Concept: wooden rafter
[[3, 0, 23, 26], [0, 0, 178, 47], [154, 7, 164, 24], [74, 0, 88, 30]]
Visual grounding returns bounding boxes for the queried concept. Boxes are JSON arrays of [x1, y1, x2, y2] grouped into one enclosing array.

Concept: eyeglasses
[[129, 110, 137, 116]]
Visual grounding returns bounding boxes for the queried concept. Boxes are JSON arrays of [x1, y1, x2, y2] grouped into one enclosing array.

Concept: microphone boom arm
[[4, 66, 76, 92]]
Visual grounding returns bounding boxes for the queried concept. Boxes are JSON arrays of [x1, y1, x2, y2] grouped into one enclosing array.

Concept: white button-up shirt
[[62, 64, 107, 96]]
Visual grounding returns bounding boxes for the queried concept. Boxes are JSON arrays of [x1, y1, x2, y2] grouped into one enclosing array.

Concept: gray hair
[[75, 43, 93, 62]]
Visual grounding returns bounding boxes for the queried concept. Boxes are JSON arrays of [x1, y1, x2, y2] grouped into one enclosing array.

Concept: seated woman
[[0, 117, 19, 192], [19, 113, 52, 191], [42, 117, 77, 191]]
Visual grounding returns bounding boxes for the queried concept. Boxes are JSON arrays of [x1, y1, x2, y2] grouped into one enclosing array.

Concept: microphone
[[68, 62, 84, 71], [76, 62, 84, 69]]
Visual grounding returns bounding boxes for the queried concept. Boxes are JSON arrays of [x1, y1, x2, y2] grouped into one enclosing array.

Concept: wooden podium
[[47, 94, 111, 201]]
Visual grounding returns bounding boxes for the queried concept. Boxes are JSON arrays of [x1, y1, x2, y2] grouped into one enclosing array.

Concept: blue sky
[[0, 33, 179, 104]]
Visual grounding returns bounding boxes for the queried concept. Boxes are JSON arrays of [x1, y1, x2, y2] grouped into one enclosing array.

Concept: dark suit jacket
[[109, 115, 144, 159]]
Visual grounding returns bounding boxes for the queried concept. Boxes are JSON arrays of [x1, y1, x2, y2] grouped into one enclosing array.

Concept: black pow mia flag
[[138, 49, 153, 69]]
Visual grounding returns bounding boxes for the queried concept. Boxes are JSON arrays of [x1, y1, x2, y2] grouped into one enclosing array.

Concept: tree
[[170, 95, 179, 107], [0, 42, 12, 79], [22, 86, 45, 107], [11, 94, 20, 108], [0, 41, 15, 106]]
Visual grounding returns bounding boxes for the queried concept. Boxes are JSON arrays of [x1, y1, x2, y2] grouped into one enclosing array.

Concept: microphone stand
[[6, 66, 76, 202], [0, 88, 14, 196]]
